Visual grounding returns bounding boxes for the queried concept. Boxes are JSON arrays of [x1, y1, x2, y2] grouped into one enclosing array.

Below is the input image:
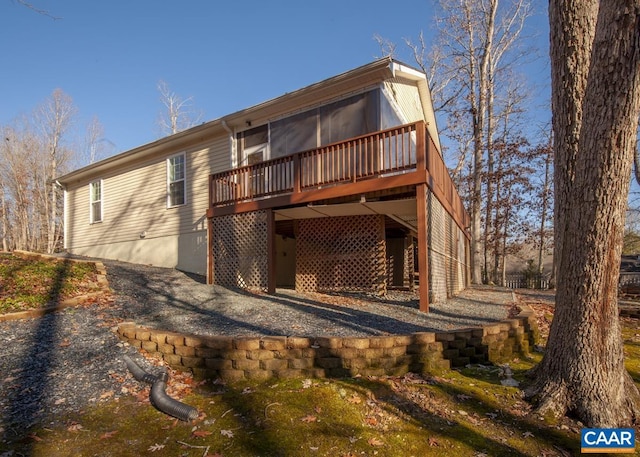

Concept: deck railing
[[209, 121, 469, 229]]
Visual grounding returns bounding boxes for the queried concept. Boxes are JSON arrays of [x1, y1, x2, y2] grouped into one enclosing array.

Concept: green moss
[[0, 374, 582, 457]]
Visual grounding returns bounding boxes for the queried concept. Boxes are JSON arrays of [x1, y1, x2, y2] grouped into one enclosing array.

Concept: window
[[167, 153, 186, 207], [89, 180, 102, 223]]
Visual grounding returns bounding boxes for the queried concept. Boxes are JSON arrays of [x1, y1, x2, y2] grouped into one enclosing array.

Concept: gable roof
[[57, 57, 439, 186]]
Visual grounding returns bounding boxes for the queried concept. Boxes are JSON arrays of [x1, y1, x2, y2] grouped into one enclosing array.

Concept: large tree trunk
[[525, 0, 640, 426]]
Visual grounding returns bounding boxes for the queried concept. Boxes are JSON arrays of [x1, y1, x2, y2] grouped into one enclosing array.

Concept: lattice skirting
[[427, 190, 469, 302], [296, 214, 386, 294], [212, 211, 268, 291]]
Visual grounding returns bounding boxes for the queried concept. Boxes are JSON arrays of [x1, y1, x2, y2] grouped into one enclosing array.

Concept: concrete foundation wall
[[68, 230, 207, 275]]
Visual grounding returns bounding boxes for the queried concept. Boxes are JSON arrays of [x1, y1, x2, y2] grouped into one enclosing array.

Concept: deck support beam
[[267, 209, 276, 294], [417, 183, 430, 312], [207, 217, 214, 285]]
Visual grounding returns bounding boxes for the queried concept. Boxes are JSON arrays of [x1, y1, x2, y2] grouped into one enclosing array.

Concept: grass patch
[[0, 253, 100, 313], [3, 359, 590, 457]]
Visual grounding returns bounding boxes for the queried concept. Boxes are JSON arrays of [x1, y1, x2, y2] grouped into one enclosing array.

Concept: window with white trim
[[89, 180, 102, 223], [167, 153, 186, 207]]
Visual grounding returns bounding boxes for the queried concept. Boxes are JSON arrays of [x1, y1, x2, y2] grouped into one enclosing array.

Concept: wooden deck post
[[267, 209, 276, 294], [207, 216, 214, 285], [417, 183, 430, 312]]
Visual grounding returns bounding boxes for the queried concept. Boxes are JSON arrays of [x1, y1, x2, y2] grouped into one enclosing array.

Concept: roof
[[57, 57, 439, 186]]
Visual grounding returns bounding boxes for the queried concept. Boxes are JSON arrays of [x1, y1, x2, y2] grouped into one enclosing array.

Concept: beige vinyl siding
[[384, 78, 425, 124], [65, 134, 230, 251]]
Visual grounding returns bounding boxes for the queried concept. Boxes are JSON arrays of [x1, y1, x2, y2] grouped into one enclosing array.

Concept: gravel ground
[[0, 258, 513, 439]]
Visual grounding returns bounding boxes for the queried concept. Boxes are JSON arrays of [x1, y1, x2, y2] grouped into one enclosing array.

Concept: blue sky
[[1, 0, 550, 158]]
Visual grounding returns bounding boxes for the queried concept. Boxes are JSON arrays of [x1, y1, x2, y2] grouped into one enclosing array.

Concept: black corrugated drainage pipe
[[123, 355, 198, 421]]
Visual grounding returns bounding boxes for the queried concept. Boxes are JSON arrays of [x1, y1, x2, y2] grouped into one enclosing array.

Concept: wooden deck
[[207, 121, 470, 313], [207, 121, 469, 235]]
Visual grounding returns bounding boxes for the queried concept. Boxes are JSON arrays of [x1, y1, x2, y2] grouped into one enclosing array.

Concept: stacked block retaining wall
[[116, 305, 539, 381]]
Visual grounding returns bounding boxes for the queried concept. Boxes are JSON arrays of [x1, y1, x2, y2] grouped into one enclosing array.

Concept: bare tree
[[1, 124, 40, 250], [525, 0, 640, 426], [83, 116, 114, 165], [429, 0, 531, 284], [157, 80, 202, 136], [375, 0, 532, 285], [532, 135, 553, 277], [36, 89, 76, 253]]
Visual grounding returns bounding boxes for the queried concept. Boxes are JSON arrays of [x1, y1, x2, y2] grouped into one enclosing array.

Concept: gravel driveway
[[0, 258, 513, 440]]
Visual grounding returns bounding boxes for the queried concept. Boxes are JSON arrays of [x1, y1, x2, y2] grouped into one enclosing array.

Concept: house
[[56, 58, 470, 312]]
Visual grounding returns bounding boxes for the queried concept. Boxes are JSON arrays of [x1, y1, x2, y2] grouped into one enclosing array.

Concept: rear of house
[[57, 58, 470, 311]]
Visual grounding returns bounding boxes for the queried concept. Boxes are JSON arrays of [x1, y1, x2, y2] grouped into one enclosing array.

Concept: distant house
[[56, 58, 470, 311]]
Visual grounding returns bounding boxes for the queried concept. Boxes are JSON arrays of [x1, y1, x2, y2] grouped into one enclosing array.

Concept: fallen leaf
[[523, 431, 534, 438], [192, 430, 213, 438], [314, 406, 322, 414], [365, 416, 378, 426], [100, 390, 114, 400], [135, 389, 149, 403], [148, 443, 165, 452], [99, 431, 118, 440], [428, 436, 439, 447], [67, 423, 83, 432], [302, 379, 313, 389], [347, 394, 362, 404], [368, 437, 384, 447], [59, 339, 71, 348], [241, 387, 253, 394], [54, 398, 66, 405], [301, 415, 317, 423], [220, 429, 234, 438]]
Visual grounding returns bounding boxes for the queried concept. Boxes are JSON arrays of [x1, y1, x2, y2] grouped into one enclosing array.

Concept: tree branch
[[15, 0, 61, 20]]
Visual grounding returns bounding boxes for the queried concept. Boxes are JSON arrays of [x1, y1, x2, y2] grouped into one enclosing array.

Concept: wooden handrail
[[209, 121, 470, 233]]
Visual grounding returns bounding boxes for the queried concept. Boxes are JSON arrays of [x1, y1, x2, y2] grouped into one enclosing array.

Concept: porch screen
[[270, 109, 318, 158], [270, 89, 381, 159], [320, 90, 379, 145]]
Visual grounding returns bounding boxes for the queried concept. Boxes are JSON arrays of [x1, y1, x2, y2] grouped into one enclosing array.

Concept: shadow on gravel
[[104, 260, 509, 337], [1, 258, 71, 454], [105, 262, 277, 335]]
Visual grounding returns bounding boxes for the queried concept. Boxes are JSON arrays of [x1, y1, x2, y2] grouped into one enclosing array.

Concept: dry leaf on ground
[[67, 423, 83, 432], [368, 437, 384, 447]]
